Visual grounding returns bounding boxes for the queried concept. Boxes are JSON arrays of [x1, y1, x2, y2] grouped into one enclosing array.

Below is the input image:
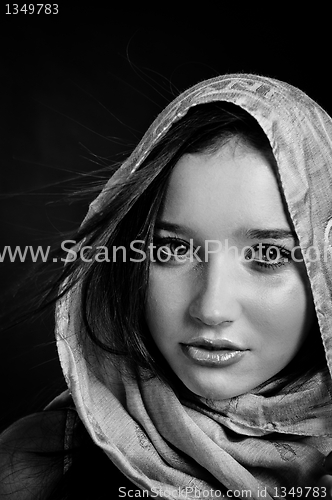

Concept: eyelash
[[152, 237, 292, 270], [153, 236, 191, 262], [244, 243, 291, 270]]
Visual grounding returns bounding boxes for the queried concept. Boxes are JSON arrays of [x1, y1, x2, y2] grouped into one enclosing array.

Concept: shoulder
[[0, 393, 140, 498], [0, 409, 69, 499]]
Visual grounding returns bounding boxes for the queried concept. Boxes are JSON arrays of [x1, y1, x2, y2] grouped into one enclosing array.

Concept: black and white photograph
[[2, 5, 332, 498]]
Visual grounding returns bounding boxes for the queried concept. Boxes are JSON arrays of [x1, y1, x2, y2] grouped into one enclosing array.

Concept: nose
[[189, 257, 242, 326]]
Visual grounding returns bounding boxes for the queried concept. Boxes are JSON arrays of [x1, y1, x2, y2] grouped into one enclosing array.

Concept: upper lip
[[182, 338, 247, 351]]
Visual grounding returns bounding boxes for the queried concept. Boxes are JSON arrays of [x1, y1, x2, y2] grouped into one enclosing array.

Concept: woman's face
[[145, 139, 315, 400]]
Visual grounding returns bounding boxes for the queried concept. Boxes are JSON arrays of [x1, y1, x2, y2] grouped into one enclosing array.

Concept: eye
[[153, 236, 192, 264], [244, 243, 291, 270]]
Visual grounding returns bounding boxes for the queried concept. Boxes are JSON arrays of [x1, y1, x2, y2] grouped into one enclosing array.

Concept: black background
[[1, 4, 331, 431]]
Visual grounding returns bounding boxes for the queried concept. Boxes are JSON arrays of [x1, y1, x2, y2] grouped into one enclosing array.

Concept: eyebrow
[[244, 229, 297, 240], [155, 221, 190, 233], [155, 221, 297, 241]]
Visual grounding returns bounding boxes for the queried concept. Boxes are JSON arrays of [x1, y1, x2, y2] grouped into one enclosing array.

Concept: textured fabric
[[56, 74, 332, 498]]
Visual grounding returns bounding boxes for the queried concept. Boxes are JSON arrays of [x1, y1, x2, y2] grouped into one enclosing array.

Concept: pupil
[[267, 247, 278, 261], [174, 244, 187, 255]]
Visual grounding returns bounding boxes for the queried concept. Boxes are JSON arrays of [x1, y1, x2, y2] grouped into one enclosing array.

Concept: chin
[[181, 377, 246, 401]]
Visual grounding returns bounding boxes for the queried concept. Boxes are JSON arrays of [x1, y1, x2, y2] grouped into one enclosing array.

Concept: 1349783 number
[[5, 4, 59, 14], [274, 486, 327, 497]]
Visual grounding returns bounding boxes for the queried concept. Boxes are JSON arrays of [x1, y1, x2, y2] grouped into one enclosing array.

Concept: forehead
[[161, 141, 291, 235]]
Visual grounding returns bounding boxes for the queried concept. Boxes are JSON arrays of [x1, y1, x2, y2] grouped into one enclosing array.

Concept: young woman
[[2, 74, 332, 499]]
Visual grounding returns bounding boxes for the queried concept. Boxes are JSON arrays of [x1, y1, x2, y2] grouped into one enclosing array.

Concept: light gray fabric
[[56, 74, 332, 498]]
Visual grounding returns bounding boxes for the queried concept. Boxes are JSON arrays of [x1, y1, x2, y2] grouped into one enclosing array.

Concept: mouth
[[180, 338, 248, 367]]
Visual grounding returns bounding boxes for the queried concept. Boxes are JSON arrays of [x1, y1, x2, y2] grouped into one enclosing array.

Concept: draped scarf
[[57, 290, 332, 499], [56, 74, 332, 498]]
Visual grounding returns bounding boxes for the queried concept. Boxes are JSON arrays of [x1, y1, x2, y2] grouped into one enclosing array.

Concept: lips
[[180, 338, 247, 367], [183, 338, 246, 351]]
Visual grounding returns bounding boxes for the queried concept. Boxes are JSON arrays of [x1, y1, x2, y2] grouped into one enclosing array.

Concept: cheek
[[145, 267, 196, 353], [145, 270, 186, 342], [251, 274, 314, 351]]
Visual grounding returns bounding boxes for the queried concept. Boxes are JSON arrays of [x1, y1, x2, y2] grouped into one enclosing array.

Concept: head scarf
[[56, 74, 332, 498]]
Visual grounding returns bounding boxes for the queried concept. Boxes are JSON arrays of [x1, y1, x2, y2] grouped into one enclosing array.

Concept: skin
[[145, 138, 316, 401]]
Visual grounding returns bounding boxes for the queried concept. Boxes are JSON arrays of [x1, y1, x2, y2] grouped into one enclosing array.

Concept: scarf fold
[[56, 287, 332, 499], [56, 74, 332, 498]]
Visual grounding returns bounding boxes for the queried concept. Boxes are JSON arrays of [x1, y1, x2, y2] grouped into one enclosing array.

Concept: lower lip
[[181, 345, 246, 367]]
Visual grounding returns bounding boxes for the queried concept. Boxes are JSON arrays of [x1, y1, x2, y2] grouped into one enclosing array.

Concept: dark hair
[[39, 102, 325, 388], [2, 101, 327, 500]]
